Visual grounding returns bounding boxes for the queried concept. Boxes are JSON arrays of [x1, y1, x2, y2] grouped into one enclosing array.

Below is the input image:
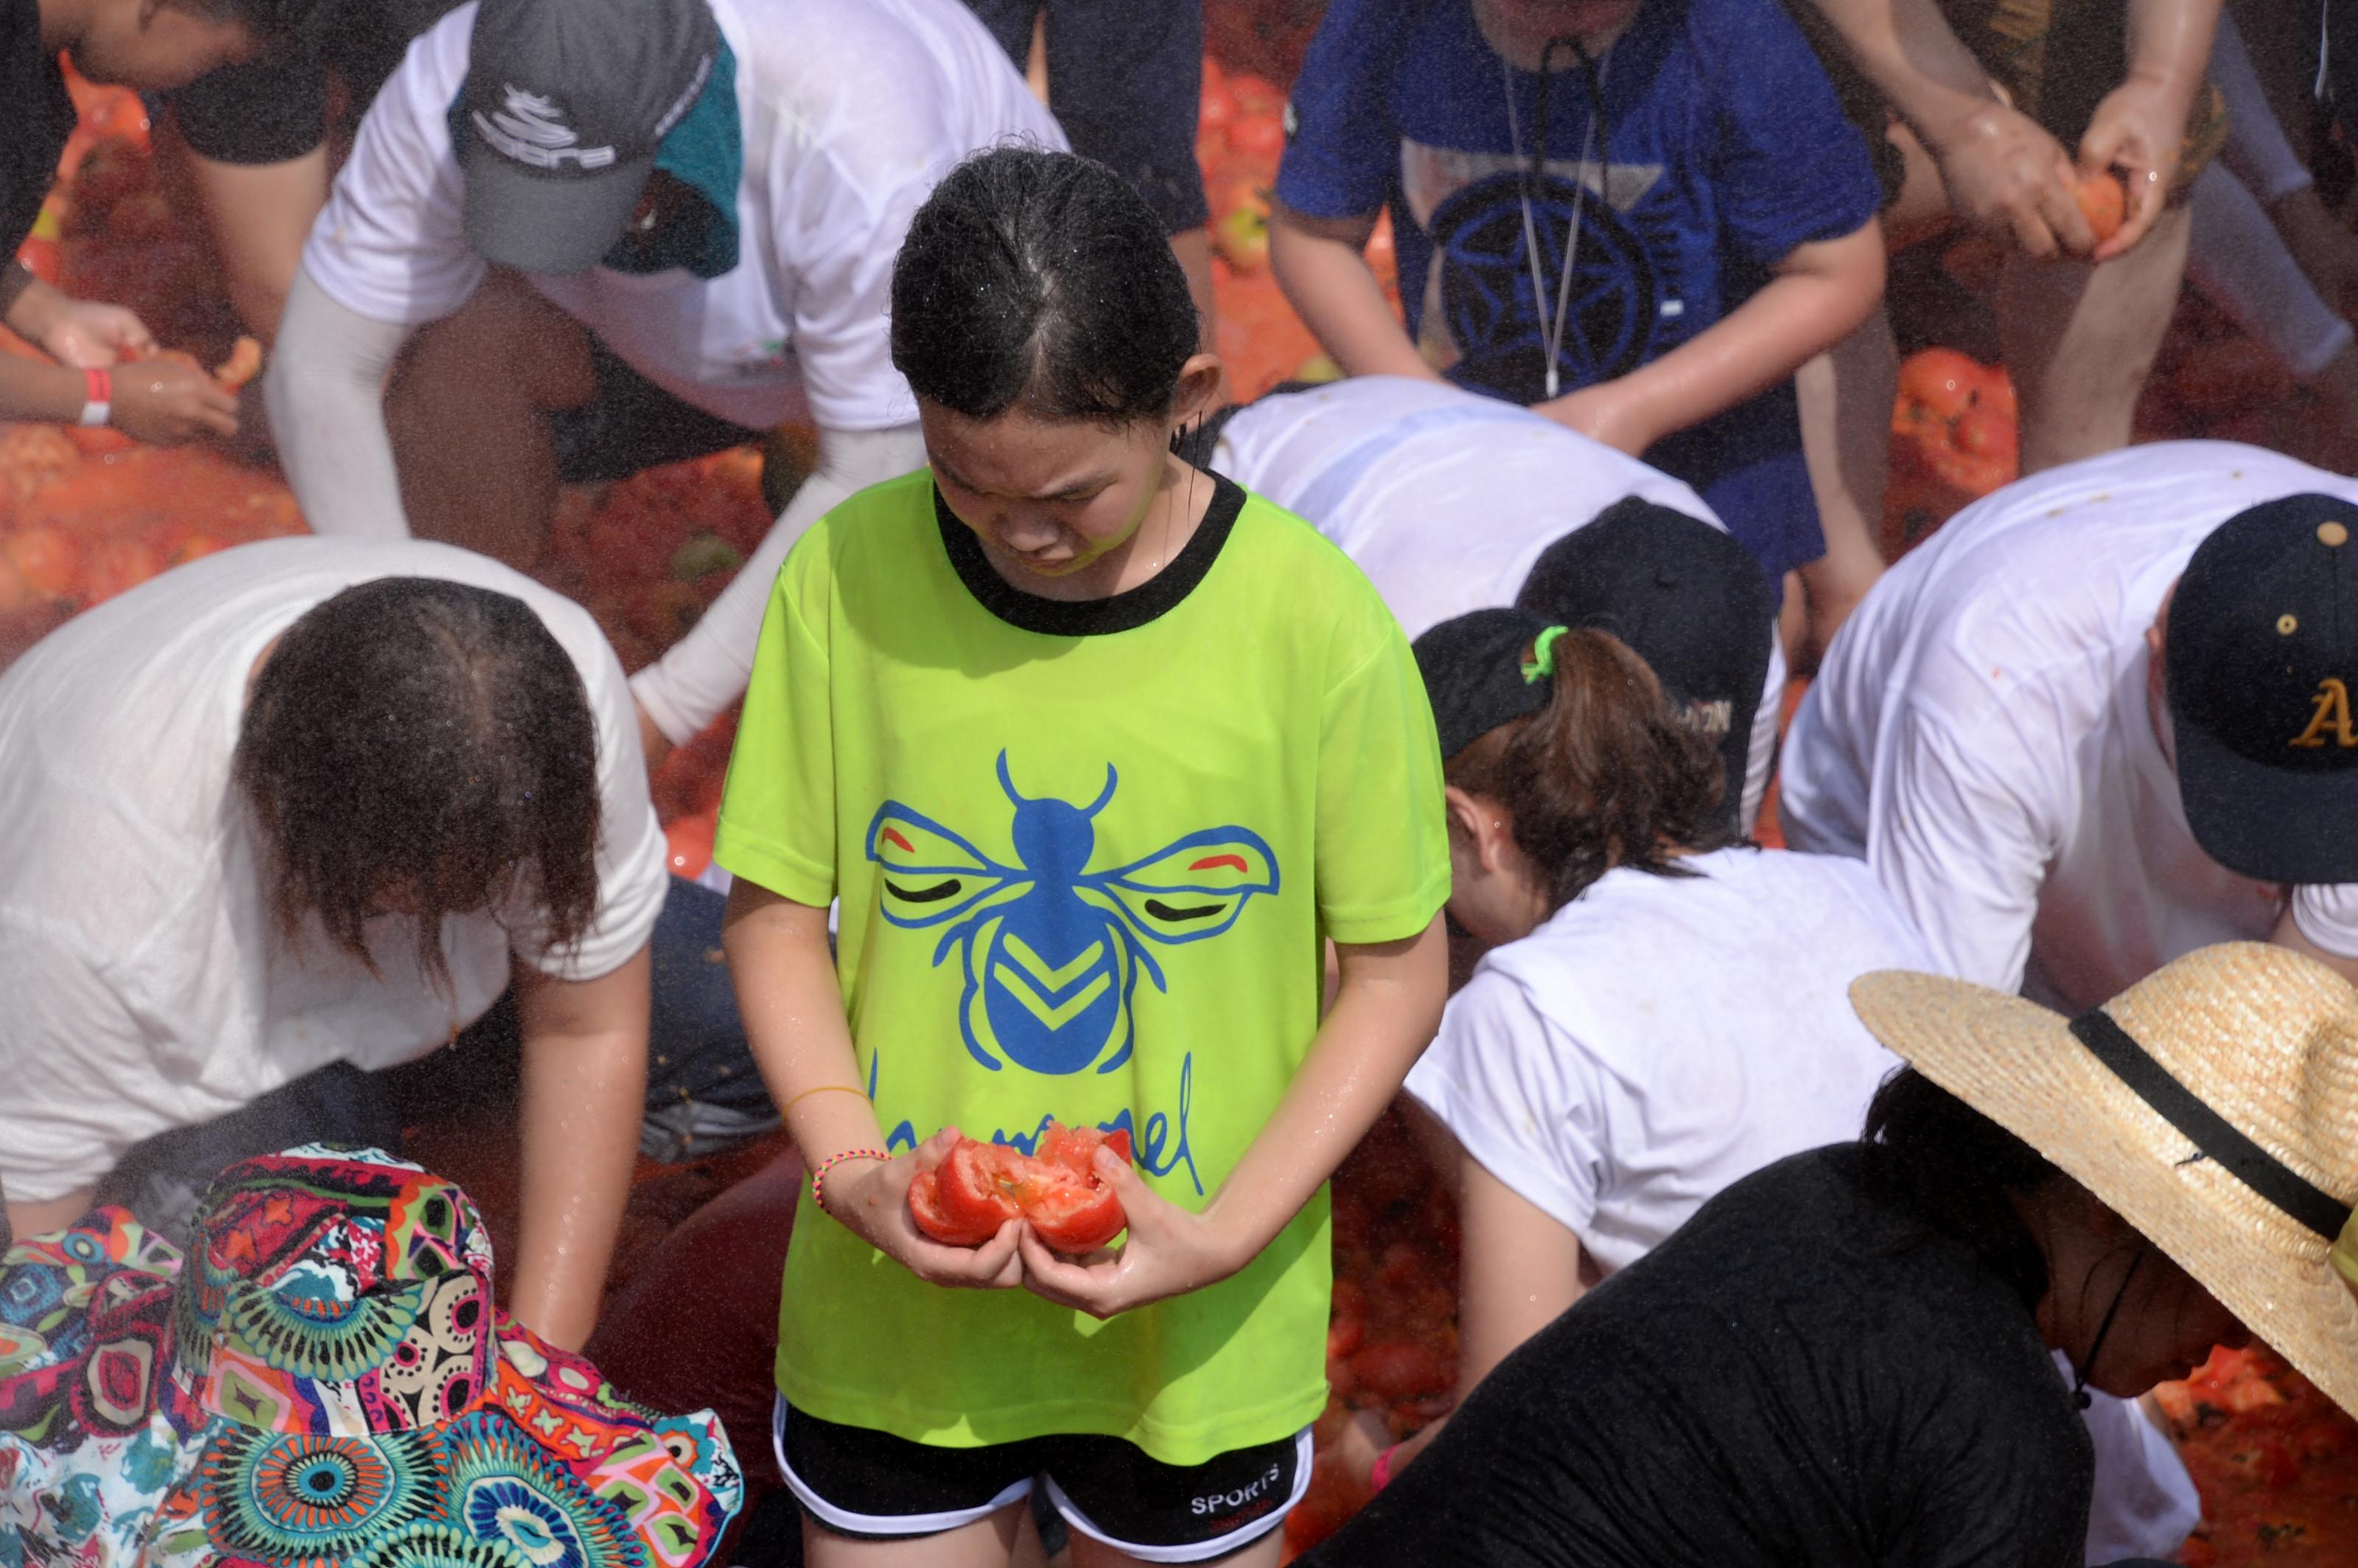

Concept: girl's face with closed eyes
[[917, 354, 1220, 603]]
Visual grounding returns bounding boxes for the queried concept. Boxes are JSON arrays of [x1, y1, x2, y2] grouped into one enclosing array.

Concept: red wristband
[[79, 366, 112, 428], [1370, 1443, 1402, 1494]]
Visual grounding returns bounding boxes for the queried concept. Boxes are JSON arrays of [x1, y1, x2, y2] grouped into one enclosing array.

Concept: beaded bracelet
[[810, 1147, 889, 1214]]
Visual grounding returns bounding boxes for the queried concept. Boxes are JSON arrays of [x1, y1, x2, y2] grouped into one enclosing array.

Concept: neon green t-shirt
[[713, 468, 1449, 1465]]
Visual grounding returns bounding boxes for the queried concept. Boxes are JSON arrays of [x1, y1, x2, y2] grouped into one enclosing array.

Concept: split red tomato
[[1027, 1123, 1132, 1252], [909, 1138, 1024, 1245], [908, 1123, 1133, 1253]]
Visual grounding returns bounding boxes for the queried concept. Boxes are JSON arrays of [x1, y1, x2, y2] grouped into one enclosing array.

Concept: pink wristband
[[1370, 1443, 1402, 1494]]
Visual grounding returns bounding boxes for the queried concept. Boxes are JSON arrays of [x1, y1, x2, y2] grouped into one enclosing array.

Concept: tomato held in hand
[[2077, 170, 2126, 245], [907, 1124, 1134, 1253], [1027, 1123, 1132, 1253], [909, 1138, 1023, 1246]]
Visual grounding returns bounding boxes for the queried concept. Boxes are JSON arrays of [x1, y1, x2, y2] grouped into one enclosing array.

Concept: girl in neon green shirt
[[715, 147, 1451, 1567]]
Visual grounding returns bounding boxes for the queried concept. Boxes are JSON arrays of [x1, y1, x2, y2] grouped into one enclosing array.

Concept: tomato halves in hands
[[908, 1123, 1133, 1253]]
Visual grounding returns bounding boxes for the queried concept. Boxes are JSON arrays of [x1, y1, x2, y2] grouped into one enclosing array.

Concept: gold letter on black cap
[[2291, 677, 2358, 749]]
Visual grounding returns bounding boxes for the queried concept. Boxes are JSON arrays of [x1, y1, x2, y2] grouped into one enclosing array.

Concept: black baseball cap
[[461, 0, 720, 273], [2166, 493, 2358, 884], [1514, 498, 1779, 832], [1413, 608, 1566, 762]]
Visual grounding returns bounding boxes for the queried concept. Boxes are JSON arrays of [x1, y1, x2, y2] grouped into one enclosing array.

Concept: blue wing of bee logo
[[866, 752, 1277, 1076]]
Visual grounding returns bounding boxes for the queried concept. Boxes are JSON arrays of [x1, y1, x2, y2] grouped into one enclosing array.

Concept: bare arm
[[2078, 0, 2222, 255], [1801, 0, 2092, 256], [1539, 220, 1886, 454], [505, 946, 650, 1350], [1269, 203, 1444, 383], [0, 278, 234, 440], [719, 881, 1025, 1287], [1343, 1149, 1588, 1484], [1021, 915, 1449, 1317], [186, 147, 330, 343]]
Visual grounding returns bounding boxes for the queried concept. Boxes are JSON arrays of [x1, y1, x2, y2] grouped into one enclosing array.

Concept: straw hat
[[1851, 942, 2358, 1415]]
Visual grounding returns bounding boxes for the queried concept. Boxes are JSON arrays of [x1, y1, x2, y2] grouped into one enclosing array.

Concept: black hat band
[[2069, 1008, 2351, 1240]]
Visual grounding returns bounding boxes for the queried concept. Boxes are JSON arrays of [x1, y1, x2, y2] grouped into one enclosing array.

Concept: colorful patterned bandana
[[0, 1147, 742, 1567]]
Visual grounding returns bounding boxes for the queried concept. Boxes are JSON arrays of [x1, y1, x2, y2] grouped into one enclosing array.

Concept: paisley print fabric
[[0, 1149, 740, 1568]]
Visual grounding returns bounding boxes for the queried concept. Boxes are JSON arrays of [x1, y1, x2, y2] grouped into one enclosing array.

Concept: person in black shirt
[[164, 0, 458, 340], [1306, 941, 2358, 1568], [1, 0, 317, 440]]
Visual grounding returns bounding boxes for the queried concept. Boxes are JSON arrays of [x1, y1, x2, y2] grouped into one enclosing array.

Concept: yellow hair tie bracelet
[[780, 1084, 869, 1119]]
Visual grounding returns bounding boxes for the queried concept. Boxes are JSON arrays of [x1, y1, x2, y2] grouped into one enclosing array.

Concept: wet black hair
[[889, 145, 1200, 426], [235, 578, 602, 990], [1858, 1067, 2065, 1308]]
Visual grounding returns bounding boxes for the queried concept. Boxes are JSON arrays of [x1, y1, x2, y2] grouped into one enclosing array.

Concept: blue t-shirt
[[1274, 0, 1879, 578]]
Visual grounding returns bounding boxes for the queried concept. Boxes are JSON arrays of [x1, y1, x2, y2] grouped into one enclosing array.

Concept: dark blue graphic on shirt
[[866, 752, 1278, 1077], [1427, 167, 1676, 402]]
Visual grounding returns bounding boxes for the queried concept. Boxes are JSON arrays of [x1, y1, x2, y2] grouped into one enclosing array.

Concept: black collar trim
[[2068, 1007, 2351, 1239], [933, 470, 1244, 636]]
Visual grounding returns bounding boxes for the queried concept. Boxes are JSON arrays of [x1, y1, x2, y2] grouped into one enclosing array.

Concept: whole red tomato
[[2077, 170, 2125, 245], [1893, 347, 1983, 430], [665, 808, 717, 879], [1225, 113, 1286, 167]]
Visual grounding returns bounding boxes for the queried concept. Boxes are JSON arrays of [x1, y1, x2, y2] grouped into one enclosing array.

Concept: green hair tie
[[1521, 625, 1570, 685]]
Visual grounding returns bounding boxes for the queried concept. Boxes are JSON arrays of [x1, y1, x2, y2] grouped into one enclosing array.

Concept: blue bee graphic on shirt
[[864, 752, 1278, 1076]]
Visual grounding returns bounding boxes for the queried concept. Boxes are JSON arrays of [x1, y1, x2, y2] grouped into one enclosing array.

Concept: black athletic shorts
[[774, 1398, 1311, 1564]]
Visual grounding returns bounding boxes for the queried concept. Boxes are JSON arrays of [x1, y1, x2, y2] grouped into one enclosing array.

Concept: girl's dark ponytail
[[889, 145, 1200, 426], [1444, 629, 1730, 909]]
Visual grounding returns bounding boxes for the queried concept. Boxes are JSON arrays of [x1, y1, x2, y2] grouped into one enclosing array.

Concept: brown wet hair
[[234, 578, 601, 990], [1444, 627, 1732, 911]]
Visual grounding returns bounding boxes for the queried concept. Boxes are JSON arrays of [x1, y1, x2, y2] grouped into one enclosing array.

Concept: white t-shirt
[[302, 0, 1064, 433], [1403, 833, 2199, 1564], [1405, 846, 1922, 1274], [1214, 376, 1785, 830], [0, 539, 668, 1204], [1780, 441, 2358, 1013]]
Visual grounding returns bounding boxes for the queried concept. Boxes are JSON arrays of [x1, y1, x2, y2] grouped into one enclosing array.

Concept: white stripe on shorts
[[1043, 1426, 1315, 1565], [771, 1394, 1033, 1538]]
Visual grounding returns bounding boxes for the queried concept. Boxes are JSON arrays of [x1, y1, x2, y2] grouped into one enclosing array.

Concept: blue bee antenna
[[996, 752, 1118, 818], [995, 750, 1029, 805], [1082, 765, 1117, 818]]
